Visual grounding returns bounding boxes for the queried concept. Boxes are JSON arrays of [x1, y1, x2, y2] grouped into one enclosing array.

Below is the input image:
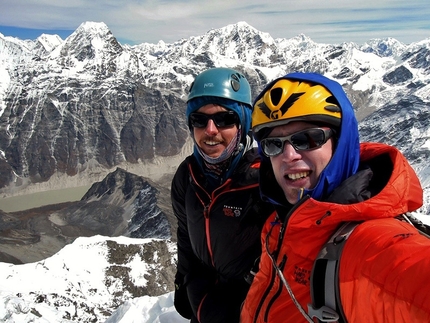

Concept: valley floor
[[0, 185, 92, 212]]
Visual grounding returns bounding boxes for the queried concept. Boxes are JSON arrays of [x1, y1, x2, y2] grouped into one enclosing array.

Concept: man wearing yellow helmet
[[241, 72, 429, 323]]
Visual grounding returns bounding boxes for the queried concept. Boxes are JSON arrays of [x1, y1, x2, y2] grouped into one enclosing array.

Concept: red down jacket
[[241, 142, 429, 323]]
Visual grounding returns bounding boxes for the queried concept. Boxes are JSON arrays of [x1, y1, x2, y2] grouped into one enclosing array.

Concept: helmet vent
[[270, 88, 283, 106], [325, 105, 341, 113], [326, 95, 340, 105], [231, 73, 241, 92], [325, 96, 341, 112]]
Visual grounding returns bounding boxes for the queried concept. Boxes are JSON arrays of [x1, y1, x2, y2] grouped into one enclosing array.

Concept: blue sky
[[0, 0, 429, 45]]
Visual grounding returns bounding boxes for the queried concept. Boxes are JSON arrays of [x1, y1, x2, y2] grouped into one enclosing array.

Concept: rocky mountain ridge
[[0, 235, 177, 322], [0, 21, 429, 323], [0, 167, 172, 264], [0, 22, 429, 213]]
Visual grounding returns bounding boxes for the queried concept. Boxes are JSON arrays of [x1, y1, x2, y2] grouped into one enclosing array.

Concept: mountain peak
[[232, 21, 255, 29], [75, 21, 110, 35], [36, 33, 63, 52], [291, 33, 315, 43], [219, 21, 262, 36], [361, 37, 407, 57], [61, 20, 122, 60]]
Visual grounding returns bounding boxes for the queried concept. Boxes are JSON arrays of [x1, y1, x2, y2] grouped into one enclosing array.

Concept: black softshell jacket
[[171, 148, 272, 323]]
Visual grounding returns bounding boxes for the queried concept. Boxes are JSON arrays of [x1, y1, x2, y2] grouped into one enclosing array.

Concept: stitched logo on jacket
[[223, 205, 242, 217], [294, 265, 311, 286]]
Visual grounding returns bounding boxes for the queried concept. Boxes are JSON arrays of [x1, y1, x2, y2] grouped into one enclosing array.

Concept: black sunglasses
[[260, 128, 333, 157], [189, 111, 239, 128]]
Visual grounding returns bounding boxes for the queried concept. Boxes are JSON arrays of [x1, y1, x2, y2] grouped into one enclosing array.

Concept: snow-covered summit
[[0, 20, 429, 211], [0, 20, 429, 323], [0, 235, 177, 322]]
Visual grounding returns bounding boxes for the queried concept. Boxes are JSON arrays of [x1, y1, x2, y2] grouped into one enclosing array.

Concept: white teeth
[[205, 141, 220, 146], [287, 172, 309, 180]]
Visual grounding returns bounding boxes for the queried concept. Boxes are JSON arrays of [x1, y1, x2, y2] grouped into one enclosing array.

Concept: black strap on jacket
[[307, 222, 359, 323]]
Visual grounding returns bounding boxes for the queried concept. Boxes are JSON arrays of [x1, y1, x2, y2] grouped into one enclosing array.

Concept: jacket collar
[[260, 142, 423, 225]]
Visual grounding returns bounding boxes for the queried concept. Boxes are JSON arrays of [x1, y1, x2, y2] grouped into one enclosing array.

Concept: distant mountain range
[[0, 21, 428, 215], [0, 21, 429, 322]]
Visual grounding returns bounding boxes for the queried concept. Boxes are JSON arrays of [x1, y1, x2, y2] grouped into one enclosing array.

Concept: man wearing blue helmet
[[171, 67, 273, 323]]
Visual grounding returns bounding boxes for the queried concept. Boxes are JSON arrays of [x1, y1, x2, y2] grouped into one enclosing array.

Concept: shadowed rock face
[[0, 168, 173, 264], [383, 65, 413, 85], [1, 22, 430, 195], [0, 80, 189, 188]]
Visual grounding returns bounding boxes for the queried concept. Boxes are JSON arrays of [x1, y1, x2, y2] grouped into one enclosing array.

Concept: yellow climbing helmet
[[252, 78, 341, 141]]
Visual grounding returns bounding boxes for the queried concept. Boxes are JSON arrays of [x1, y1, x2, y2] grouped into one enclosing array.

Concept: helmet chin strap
[[297, 188, 305, 202]]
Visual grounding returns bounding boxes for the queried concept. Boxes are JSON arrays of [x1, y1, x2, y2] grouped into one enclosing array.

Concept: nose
[[204, 119, 219, 136], [280, 142, 302, 162]]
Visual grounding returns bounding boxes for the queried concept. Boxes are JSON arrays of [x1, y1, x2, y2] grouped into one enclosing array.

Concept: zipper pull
[[203, 204, 210, 218]]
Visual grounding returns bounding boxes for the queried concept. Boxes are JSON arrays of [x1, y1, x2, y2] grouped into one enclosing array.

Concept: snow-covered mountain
[[0, 236, 178, 322], [0, 21, 429, 213], [1, 213, 429, 323], [0, 21, 429, 322]]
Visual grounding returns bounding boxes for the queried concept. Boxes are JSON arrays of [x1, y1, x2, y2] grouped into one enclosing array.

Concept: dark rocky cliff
[[0, 167, 172, 264]]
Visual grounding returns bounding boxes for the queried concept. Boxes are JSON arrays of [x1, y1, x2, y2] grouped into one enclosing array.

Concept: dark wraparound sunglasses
[[260, 128, 333, 157], [189, 111, 239, 128]]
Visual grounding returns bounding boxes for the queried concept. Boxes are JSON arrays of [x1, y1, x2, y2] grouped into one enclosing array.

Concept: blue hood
[[186, 96, 253, 182], [258, 72, 360, 204]]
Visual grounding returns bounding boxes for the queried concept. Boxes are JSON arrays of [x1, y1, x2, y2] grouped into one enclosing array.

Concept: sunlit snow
[[1, 21, 430, 323]]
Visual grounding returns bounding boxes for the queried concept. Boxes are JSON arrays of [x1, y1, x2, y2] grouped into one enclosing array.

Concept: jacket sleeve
[[171, 159, 212, 319], [171, 159, 201, 275], [339, 218, 430, 323]]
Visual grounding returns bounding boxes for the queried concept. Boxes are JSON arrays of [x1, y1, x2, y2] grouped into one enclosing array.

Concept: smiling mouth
[[287, 171, 310, 181], [204, 140, 222, 146]]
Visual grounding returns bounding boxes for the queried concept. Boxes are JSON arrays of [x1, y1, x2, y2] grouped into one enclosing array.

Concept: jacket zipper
[[189, 166, 260, 321], [188, 164, 259, 267], [253, 196, 310, 322], [264, 255, 287, 322], [252, 219, 283, 323]]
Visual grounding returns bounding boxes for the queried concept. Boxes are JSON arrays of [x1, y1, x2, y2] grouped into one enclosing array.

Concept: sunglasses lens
[[262, 139, 283, 156], [293, 129, 326, 149], [291, 131, 321, 150], [189, 114, 208, 128], [262, 128, 331, 156], [214, 112, 238, 127], [190, 112, 238, 128]]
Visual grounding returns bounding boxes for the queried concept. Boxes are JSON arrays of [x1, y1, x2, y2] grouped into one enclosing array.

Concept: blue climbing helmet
[[186, 67, 253, 144], [186, 67, 254, 182], [187, 67, 252, 105]]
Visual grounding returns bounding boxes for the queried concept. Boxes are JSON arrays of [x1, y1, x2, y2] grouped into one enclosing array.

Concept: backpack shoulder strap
[[398, 212, 430, 238], [307, 222, 359, 323], [308, 214, 430, 323]]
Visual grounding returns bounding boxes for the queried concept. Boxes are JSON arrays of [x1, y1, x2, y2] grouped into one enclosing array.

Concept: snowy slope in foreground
[[0, 290, 186, 323], [0, 213, 429, 323], [109, 212, 430, 323], [0, 236, 177, 323], [105, 292, 187, 323]]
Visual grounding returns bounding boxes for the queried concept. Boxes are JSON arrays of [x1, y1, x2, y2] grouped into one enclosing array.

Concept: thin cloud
[[0, 0, 429, 45]]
